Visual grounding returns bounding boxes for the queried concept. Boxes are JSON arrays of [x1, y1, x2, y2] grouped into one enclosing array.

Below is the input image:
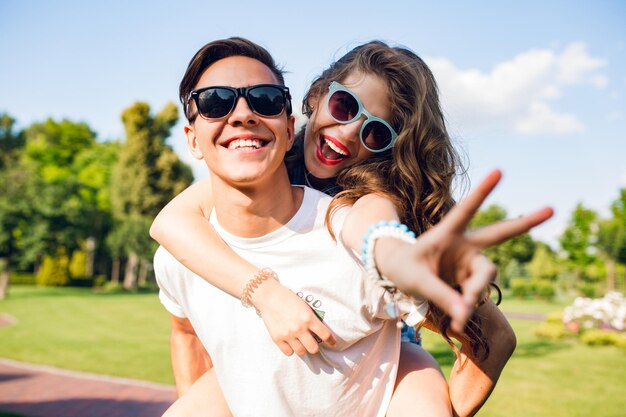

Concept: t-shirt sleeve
[[331, 207, 429, 324], [153, 246, 186, 318]]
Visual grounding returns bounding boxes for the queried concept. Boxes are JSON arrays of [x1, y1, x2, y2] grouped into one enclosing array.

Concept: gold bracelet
[[241, 268, 279, 309]]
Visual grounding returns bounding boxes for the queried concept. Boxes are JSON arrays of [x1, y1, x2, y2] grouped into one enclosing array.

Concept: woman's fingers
[[460, 254, 498, 308], [468, 207, 554, 249], [289, 339, 308, 356], [439, 170, 503, 234], [297, 332, 322, 355], [309, 319, 337, 347], [277, 340, 294, 356], [408, 267, 471, 333]]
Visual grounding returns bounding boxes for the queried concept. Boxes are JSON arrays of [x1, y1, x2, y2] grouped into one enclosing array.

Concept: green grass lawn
[[0, 285, 173, 384], [1, 286, 625, 416]]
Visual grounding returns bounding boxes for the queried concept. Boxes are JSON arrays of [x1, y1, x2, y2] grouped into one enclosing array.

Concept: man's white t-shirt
[[154, 186, 427, 417]]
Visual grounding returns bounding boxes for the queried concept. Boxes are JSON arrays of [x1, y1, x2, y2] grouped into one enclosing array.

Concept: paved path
[[0, 358, 176, 417], [503, 311, 546, 321]]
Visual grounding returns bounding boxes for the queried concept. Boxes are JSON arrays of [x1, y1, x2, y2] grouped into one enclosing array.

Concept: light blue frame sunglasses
[[325, 81, 398, 153]]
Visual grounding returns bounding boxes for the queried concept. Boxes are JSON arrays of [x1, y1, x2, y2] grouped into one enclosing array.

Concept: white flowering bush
[[562, 292, 626, 332]]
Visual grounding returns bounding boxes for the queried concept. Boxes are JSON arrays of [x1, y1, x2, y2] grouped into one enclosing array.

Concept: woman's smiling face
[[303, 71, 392, 179]]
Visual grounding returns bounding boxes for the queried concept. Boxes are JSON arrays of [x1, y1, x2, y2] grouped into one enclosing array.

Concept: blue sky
[[1, 0, 625, 246]]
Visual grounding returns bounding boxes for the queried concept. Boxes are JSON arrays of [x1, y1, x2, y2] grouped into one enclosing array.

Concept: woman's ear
[[184, 124, 204, 160]]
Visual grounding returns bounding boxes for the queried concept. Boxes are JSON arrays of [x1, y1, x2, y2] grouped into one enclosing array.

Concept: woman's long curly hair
[[296, 41, 493, 361]]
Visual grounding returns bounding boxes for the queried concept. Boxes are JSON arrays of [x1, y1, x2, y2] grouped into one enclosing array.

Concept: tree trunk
[[0, 257, 9, 300], [85, 237, 96, 278], [606, 258, 616, 291], [34, 256, 41, 277], [111, 259, 120, 285], [123, 252, 139, 290], [137, 259, 148, 287]]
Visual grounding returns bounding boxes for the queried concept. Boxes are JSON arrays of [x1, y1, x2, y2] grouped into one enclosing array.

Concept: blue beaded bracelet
[[361, 220, 417, 325]]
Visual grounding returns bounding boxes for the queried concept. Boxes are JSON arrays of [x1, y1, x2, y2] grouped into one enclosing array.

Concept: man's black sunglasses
[[188, 84, 292, 120]]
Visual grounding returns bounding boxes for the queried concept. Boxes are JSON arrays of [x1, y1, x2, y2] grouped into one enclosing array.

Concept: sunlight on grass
[[422, 300, 626, 417]]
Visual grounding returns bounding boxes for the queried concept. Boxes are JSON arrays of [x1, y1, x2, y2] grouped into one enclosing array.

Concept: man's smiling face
[[185, 55, 295, 188]]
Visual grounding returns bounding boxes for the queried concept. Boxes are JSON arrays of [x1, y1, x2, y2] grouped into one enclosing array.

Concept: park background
[[1, 1, 625, 416]]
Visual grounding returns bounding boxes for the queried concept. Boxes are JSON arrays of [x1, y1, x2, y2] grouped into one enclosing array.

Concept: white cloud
[[514, 102, 584, 134], [427, 42, 608, 136], [556, 42, 607, 84]]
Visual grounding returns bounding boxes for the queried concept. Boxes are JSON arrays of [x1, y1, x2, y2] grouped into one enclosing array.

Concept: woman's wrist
[[241, 268, 280, 313], [244, 270, 282, 313]]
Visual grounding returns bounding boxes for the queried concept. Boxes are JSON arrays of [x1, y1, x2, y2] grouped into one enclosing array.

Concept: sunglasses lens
[[328, 90, 359, 122], [197, 88, 236, 118], [362, 120, 394, 151], [248, 86, 286, 116]]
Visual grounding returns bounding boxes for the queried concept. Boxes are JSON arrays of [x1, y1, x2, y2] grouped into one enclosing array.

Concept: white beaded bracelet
[[361, 220, 417, 325]]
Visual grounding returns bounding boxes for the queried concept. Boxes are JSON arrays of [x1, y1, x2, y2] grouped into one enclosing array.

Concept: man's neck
[[211, 168, 303, 238]]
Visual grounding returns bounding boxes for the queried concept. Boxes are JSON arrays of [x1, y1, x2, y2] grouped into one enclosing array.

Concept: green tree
[[559, 203, 598, 285], [71, 141, 120, 277], [18, 119, 99, 268], [0, 113, 25, 163], [17, 119, 119, 284], [597, 190, 626, 291], [0, 113, 27, 298], [527, 243, 560, 281], [110, 102, 192, 289]]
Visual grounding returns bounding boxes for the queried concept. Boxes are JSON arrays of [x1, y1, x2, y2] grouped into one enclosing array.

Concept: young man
[[154, 38, 550, 417]]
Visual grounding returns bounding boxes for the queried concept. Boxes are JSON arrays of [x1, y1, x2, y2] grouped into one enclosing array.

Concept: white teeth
[[324, 138, 347, 156], [227, 139, 263, 150]]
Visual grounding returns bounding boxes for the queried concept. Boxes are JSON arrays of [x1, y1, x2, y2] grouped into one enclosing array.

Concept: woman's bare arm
[[151, 178, 262, 296], [151, 178, 336, 355]]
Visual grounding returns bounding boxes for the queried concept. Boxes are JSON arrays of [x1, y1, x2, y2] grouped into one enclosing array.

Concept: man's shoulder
[[153, 246, 186, 276], [301, 186, 333, 212]]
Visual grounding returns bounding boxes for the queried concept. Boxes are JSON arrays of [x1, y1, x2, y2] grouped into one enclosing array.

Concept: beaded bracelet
[[241, 268, 279, 313], [361, 220, 417, 326]]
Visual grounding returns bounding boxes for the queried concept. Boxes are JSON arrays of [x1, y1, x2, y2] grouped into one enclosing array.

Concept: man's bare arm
[[169, 315, 213, 397], [445, 300, 516, 417]]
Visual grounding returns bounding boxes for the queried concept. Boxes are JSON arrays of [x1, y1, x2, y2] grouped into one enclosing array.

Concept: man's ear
[[184, 124, 204, 160], [286, 115, 296, 151]]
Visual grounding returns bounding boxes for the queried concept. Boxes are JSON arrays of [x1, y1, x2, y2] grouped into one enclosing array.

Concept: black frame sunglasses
[[188, 84, 292, 120]]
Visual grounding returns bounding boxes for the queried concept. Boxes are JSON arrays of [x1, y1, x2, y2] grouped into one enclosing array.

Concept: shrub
[[545, 311, 564, 324], [93, 275, 107, 287], [509, 278, 556, 300], [577, 282, 598, 298], [535, 322, 569, 340], [36, 250, 70, 286], [9, 272, 36, 285], [580, 329, 626, 348], [69, 249, 88, 279], [532, 279, 556, 300], [510, 278, 529, 298]]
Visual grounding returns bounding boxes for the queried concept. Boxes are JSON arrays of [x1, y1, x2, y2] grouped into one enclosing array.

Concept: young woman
[[152, 38, 550, 416]]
